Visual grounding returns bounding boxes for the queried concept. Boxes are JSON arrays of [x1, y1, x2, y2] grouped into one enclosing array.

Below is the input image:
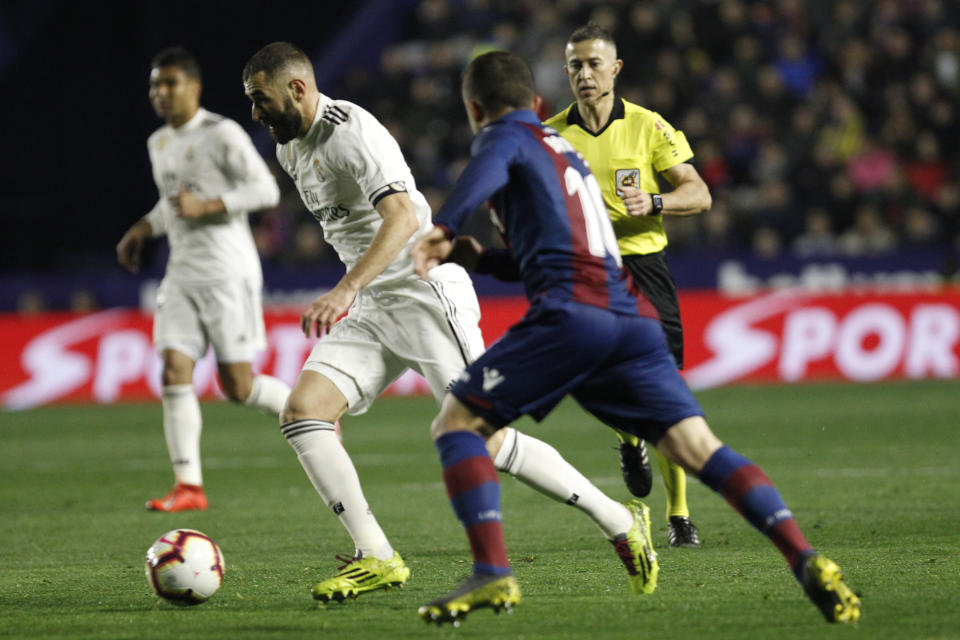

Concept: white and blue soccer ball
[[145, 529, 225, 605]]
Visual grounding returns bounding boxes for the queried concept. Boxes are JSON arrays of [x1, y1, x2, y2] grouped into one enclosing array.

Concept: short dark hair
[[568, 23, 617, 48], [243, 41, 312, 82], [151, 46, 201, 82], [462, 51, 535, 113]]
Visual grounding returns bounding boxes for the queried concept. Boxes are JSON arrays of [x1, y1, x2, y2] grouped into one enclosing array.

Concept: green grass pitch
[[1, 380, 958, 639]]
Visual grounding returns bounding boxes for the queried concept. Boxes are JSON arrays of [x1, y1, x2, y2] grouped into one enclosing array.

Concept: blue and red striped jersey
[[434, 110, 656, 318]]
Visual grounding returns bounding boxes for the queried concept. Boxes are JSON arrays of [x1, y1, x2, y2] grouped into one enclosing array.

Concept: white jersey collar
[[170, 107, 208, 134], [304, 94, 328, 139]]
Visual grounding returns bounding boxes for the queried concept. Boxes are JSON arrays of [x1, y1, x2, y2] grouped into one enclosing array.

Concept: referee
[[545, 24, 712, 548]]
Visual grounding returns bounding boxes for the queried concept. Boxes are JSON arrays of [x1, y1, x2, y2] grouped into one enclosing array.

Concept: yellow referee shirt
[[544, 98, 693, 256]]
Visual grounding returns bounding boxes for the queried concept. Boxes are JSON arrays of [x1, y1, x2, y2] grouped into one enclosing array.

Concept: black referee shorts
[[622, 251, 684, 370]]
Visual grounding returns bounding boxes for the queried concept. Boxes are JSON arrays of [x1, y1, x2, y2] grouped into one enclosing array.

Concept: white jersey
[[145, 107, 279, 286], [276, 94, 433, 289]]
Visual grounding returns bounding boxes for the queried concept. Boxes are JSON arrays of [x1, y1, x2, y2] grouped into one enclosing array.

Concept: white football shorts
[[303, 264, 485, 415], [153, 277, 266, 363]]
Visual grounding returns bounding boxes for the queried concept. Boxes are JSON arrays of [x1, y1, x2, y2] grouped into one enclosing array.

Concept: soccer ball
[[145, 529, 225, 605]]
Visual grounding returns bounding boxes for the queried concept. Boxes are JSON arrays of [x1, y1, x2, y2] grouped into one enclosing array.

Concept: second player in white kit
[[243, 41, 655, 602], [117, 47, 292, 513]]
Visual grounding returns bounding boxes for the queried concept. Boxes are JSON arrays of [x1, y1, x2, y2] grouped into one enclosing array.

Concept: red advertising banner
[[679, 289, 960, 389], [1, 290, 958, 409]]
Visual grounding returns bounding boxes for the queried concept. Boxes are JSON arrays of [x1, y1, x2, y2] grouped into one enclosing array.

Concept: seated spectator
[[752, 226, 783, 259], [901, 206, 940, 248], [69, 289, 98, 313], [16, 290, 47, 316], [847, 140, 897, 193], [903, 131, 948, 202], [792, 208, 840, 257], [839, 205, 898, 256], [291, 221, 328, 265]]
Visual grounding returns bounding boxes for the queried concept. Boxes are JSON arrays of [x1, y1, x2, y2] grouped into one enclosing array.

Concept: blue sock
[[700, 445, 813, 579], [436, 431, 510, 575]]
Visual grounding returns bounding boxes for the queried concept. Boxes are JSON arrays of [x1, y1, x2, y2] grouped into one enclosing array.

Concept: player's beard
[[266, 96, 303, 144]]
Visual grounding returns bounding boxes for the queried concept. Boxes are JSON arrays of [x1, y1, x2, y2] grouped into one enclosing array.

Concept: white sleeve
[[144, 200, 167, 237], [329, 111, 411, 207], [216, 120, 280, 214]]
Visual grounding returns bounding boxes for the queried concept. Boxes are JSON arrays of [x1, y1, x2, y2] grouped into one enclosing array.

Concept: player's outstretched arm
[[301, 190, 420, 337], [620, 164, 711, 218], [116, 218, 154, 274]]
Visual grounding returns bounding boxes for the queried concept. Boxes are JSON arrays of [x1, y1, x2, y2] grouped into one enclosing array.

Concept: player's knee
[[429, 414, 453, 440], [484, 428, 508, 458], [430, 394, 487, 440], [658, 416, 723, 473], [279, 400, 306, 425], [280, 391, 332, 425], [161, 350, 194, 386], [161, 363, 192, 386]]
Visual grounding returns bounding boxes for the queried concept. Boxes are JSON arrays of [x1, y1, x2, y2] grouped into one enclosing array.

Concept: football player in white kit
[[117, 47, 291, 513], [242, 41, 661, 603]]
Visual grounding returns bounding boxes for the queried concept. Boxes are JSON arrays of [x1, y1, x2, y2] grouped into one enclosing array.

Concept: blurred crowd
[[254, 1, 960, 267]]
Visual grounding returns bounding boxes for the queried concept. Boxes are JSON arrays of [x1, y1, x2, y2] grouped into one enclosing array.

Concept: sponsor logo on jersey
[[615, 168, 640, 196], [331, 501, 345, 515], [310, 204, 351, 223], [482, 366, 505, 391], [302, 190, 351, 222], [313, 158, 325, 182]]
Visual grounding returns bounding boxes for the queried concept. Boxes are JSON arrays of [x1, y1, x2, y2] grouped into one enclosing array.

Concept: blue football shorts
[[449, 296, 704, 444]]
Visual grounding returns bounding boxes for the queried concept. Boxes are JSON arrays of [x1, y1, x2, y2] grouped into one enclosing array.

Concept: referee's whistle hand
[[620, 186, 651, 217]]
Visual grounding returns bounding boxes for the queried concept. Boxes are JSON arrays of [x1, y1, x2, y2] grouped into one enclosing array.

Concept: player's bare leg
[[656, 417, 861, 623], [280, 370, 407, 601], [218, 361, 290, 417], [148, 349, 207, 512]]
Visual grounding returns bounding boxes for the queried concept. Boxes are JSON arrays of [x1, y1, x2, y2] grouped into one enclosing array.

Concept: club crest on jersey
[[616, 169, 641, 196], [156, 135, 168, 151], [313, 158, 325, 182], [185, 146, 195, 161]]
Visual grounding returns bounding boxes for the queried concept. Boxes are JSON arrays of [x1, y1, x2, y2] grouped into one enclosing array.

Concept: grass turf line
[[0, 380, 957, 639]]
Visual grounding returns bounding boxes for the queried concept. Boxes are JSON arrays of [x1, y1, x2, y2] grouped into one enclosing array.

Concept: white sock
[[494, 428, 633, 538], [162, 384, 203, 486], [244, 374, 291, 417], [282, 420, 394, 560]]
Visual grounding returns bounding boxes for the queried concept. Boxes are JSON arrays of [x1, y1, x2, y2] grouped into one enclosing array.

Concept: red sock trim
[[442, 455, 499, 498], [466, 521, 509, 569], [722, 464, 771, 505], [769, 518, 812, 568]]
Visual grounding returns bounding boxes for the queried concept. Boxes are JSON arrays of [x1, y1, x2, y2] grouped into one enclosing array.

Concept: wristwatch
[[650, 194, 663, 215]]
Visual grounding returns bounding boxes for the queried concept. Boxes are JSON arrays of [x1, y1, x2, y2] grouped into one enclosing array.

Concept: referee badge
[[615, 169, 640, 196]]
